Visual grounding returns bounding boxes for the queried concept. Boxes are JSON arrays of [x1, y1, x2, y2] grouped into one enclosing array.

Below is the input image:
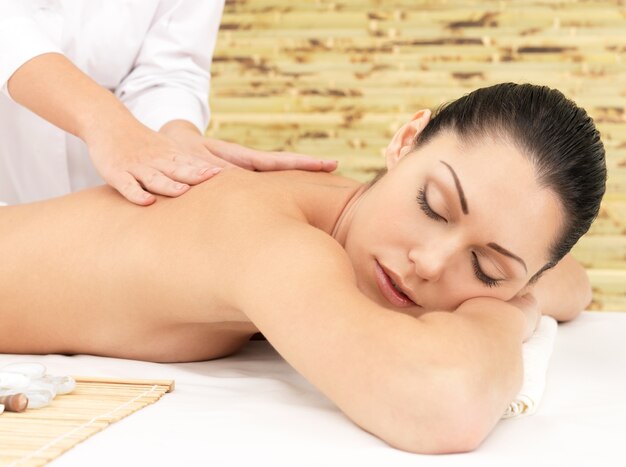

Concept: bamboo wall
[[206, 0, 626, 311]]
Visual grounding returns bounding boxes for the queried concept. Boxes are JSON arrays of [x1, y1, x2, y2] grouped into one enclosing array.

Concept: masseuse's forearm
[[7, 53, 142, 145]]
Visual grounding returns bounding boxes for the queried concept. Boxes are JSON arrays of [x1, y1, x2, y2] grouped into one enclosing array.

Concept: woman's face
[[337, 112, 564, 315]]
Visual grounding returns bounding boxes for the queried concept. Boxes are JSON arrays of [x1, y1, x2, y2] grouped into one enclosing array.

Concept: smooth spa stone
[[0, 378, 56, 408], [1, 362, 46, 379], [41, 375, 76, 395], [0, 363, 76, 409], [26, 379, 57, 398], [25, 390, 54, 409], [0, 371, 30, 390]]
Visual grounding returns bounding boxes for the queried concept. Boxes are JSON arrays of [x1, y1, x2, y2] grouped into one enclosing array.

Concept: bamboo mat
[[0, 376, 174, 467]]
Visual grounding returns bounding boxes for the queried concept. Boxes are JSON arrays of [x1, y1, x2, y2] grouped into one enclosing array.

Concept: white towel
[[502, 315, 558, 419]]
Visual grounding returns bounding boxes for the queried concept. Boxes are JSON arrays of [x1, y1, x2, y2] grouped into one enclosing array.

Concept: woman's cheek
[[446, 271, 479, 309]]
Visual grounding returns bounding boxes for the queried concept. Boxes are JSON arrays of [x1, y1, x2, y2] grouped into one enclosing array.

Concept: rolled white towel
[[0, 201, 7, 206], [502, 315, 558, 419]]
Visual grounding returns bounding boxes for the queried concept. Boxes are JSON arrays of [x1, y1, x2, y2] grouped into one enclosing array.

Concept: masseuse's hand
[[86, 121, 222, 205], [88, 119, 338, 206], [507, 293, 542, 343], [159, 120, 338, 174]]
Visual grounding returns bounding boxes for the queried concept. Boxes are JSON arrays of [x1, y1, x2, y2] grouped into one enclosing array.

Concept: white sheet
[[2, 311, 626, 467]]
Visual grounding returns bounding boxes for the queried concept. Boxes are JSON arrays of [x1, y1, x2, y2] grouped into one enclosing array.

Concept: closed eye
[[417, 186, 447, 223], [417, 185, 502, 288], [471, 252, 501, 288]]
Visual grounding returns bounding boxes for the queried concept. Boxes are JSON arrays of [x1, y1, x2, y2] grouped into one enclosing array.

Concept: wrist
[[159, 119, 202, 138], [80, 102, 150, 147]]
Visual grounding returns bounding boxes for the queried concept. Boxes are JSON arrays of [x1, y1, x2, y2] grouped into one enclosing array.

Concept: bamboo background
[[206, 0, 626, 311]]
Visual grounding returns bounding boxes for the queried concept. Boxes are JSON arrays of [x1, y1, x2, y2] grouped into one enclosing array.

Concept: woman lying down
[[0, 83, 606, 454]]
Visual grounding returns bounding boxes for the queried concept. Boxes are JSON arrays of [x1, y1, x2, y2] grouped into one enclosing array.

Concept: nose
[[408, 240, 456, 283]]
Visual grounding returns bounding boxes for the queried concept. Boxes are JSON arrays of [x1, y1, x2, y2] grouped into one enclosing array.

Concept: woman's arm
[[525, 253, 591, 322], [227, 219, 526, 454]]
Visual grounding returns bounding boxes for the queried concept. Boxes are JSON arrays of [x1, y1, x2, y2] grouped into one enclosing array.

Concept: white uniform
[[0, 0, 224, 204]]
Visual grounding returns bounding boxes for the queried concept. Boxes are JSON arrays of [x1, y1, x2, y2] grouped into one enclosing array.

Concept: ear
[[384, 109, 431, 170]]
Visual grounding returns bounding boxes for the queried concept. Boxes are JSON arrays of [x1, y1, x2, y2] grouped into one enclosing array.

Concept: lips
[[374, 261, 416, 308]]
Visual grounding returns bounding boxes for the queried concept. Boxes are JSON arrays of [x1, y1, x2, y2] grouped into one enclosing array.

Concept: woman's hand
[[507, 293, 542, 342]]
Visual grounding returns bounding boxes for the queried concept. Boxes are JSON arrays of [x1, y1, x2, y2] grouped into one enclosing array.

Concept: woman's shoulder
[[188, 168, 362, 232], [209, 167, 360, 195]]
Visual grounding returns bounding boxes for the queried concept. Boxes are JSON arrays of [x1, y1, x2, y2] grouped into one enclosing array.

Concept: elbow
[[575, 264, 593, 315], [388, 424, 485, 455], [568, 258, 594, 320], [383, 399, 489, 455], [581, 273, 593, 311], [578, 283, 593, 317], [373, 377, 494, 454], [348, 312, 521, 454], [559, 269, 593, 322], [373, 352, 521, 454]]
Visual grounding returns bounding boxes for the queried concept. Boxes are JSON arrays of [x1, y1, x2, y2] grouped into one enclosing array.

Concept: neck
[[330, 183, 370, 246], [271, 170, 366, 242]]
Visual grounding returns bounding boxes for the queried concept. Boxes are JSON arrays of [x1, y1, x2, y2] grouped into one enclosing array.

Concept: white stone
[[26, 379, 57, 398], [0, 371, 30, 390], [25, 390, 53, 409], [1, 362, 46, 379], [42, 375, 76, 395]]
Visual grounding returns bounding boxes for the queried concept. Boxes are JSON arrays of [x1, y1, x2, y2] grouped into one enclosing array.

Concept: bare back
[[0, 169, 360, 361]]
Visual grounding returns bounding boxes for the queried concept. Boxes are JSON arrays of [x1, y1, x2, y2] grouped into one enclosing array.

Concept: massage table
[[2, 311, 625, 466]]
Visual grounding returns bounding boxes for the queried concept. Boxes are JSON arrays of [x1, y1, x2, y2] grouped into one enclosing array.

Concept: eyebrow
[[439, 160, 468, 215], [488, 242, 528, 273]]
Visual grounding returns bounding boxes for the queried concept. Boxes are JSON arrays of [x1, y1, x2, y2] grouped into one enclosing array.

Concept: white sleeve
[[0, 0, 63, 97], [115, 0, 225, 133]]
